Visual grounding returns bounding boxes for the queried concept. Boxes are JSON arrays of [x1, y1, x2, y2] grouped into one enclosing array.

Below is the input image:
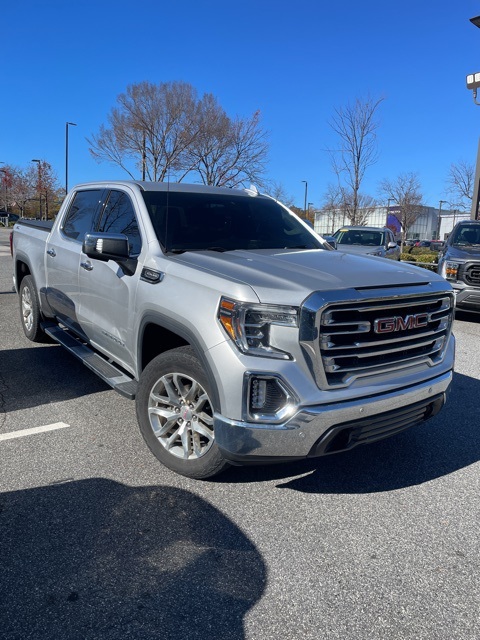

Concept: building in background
[[313, 205, 470, 241]]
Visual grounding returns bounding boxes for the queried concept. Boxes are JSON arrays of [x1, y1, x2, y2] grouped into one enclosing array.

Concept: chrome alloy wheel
[[148, 373, 215, 460], [21, 285, 34, 332]]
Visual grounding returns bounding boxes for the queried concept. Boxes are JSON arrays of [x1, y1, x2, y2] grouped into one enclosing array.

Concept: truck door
[[45, 189, 106, 336], [77, 189, 143, 373]]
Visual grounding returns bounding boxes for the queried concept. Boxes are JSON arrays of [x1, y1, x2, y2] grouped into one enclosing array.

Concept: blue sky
[[2, 0, 480, 210]]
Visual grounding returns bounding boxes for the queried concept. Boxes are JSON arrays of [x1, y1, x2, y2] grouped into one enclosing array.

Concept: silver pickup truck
[[12, 181, 455, 478]]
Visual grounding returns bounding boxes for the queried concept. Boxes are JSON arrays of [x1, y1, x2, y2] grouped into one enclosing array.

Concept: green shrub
[[400, 252, 438, 271]]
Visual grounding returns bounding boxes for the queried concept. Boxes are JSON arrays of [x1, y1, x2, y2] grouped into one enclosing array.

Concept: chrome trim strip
[[214, 370, 453, 459]]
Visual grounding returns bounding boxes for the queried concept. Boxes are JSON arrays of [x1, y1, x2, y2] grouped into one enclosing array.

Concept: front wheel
[[136, 347, 230, 479]]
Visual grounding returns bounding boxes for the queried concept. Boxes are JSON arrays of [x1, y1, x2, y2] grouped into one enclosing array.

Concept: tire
[[19, 275, 50, 343], [136, 346, 230, 479]]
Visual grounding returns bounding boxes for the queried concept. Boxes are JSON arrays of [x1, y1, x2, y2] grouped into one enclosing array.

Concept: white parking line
[[0, 422, 71, 441]]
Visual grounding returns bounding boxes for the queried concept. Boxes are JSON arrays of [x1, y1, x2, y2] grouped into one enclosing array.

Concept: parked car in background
[[438, 220, 480, 314], [332, 226, 401, 260], [415, 240, 432, 248], [430, 240, 445, 252], [0, 212, 19, 226]]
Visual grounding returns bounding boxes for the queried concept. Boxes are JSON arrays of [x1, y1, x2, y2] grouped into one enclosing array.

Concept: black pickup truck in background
[[437, 220, 480, 314]]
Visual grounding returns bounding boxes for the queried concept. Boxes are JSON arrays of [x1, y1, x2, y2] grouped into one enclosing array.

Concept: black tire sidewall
[[19, 275, 42, 341], [136, 346, 228, 479]]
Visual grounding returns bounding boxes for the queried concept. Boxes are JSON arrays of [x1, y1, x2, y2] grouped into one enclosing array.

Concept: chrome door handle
[[80, 261, 93, 271], [47, 248, 56, 257]]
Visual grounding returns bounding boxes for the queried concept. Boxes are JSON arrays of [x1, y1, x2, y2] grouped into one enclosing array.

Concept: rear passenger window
[[98, 190, 142, 255], [63, 190, 104, 241]]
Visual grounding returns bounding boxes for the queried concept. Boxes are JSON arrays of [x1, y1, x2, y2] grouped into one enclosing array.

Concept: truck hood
[[446, 245, 480, 258], [335, 244, 383, 256], [172, 249, 442, 305]]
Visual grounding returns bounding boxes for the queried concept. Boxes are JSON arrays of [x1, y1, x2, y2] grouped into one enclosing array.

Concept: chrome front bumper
[[214, 370, 453, 462]]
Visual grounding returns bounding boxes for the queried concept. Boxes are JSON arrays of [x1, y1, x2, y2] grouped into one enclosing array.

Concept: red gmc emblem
[[374, 313, 429, 334]]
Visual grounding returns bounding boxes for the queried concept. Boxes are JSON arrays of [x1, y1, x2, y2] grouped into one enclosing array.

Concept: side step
[[42, 322, 138, 399]]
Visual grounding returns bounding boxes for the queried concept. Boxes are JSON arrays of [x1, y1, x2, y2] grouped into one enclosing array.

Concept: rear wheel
[[136, 346, 229, 479], [19, 275, 50, 342]]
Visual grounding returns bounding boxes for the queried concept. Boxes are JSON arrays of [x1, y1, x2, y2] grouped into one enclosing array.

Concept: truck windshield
[[451, 225, 480, 248], [141, 191, 323, 253], [333, 229, 384, 246]]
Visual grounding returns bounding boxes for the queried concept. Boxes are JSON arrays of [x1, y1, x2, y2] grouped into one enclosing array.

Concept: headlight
[[441, 260, 460, 281], [368, 250, 383, 257], [218, 297, 298, 359]]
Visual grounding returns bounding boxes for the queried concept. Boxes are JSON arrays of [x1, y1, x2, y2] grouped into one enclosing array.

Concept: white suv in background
[[332, 226, 401, 260]]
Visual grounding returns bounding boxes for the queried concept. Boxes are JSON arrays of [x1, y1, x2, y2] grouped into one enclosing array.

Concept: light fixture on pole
[[301, 180, 308, 218], [65, 122, 77, 194]]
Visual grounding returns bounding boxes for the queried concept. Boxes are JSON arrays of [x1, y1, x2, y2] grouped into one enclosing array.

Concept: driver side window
[[62, 189, 104, 241], [98, 190, 142, 256]]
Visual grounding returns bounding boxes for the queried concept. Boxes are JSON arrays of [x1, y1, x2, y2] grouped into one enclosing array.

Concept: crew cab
[[11, 181, 455, 478]]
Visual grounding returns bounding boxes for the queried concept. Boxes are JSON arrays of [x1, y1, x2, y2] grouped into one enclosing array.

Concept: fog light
[[245, 374, 298, 423], [251, 378, 267, 409]]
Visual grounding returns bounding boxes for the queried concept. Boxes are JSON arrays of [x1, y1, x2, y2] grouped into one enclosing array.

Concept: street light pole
[[32, 159, 42, 219], [302, 180, 308, 218], [307, 202, 314, 226], [0, 168, 7, 214], [65, 122, 77, 195], [437, 200, 447, 239]]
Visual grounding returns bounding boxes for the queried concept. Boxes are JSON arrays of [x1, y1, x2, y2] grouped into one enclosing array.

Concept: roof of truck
[[70, 180, 263, 197]]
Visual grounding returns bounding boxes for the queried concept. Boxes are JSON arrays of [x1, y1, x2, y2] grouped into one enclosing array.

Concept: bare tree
[[321, 182, 351, 233], [379, 172, 423, 243], [88, 81, 200, 181], [264, 181, 295, 207], [88, 82, 268, 187], [2, 166, 34, 216], [0, 163, 61, 218], [321, 183, 375, 232], [30, 161, 61, 220], [446, 160, 474, 211], [328, 96, 384, 223], [182, 98, 268, 187]]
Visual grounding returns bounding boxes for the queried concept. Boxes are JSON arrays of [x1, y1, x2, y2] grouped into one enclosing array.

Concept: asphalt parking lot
[[0, 226, 479, 639]]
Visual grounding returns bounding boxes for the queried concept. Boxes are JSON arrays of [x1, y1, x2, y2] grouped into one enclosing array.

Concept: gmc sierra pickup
[[12, 181, 455, 478]]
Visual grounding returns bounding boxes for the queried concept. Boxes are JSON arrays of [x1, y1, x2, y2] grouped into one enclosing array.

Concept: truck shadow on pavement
[[1, 344, 109, 412], [222, 372, 480, 494], [0, 479, 266, 640]]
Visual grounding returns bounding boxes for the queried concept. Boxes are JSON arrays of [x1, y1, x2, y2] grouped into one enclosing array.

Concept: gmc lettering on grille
[[374, 313, 429, 334]]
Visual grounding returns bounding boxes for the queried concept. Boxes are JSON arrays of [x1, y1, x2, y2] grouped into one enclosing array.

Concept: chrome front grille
[[300, 287, 454, 389]]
